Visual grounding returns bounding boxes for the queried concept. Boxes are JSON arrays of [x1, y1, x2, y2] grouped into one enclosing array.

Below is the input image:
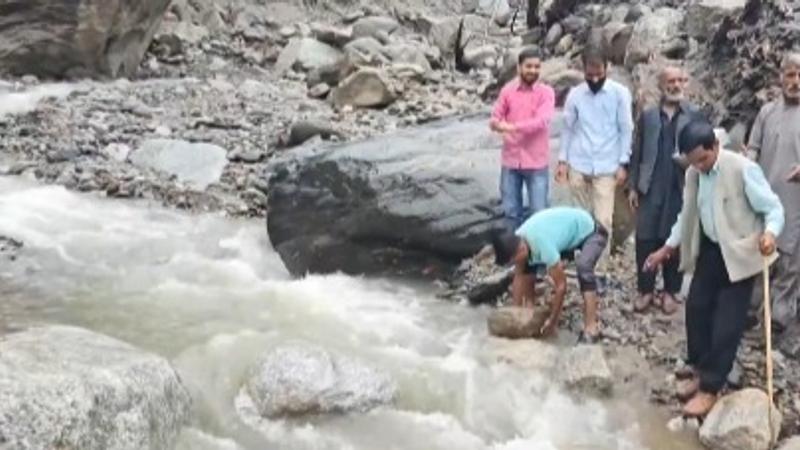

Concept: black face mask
[[587, 77, 606, 93]]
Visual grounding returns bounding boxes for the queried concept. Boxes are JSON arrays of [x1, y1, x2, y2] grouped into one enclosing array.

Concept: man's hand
[[615, 166, 628, 187], [492, 121, 516, 135], [644, 246, 674, 272], [555, 162, 569, 184], [539, 314, 559, 337], [787, 165, 800, 183], [628, 190, 639, 210], [760, 231, 777, 256]]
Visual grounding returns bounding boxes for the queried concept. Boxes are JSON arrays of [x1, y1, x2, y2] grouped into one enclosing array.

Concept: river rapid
[[0, 174, 706, 450]]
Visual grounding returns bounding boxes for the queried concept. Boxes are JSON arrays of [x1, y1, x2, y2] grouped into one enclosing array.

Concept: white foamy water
[[0, 177, 701, 450]]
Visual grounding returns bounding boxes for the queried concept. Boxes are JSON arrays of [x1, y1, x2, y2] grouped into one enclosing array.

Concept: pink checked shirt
[[491, 79, 556, 170]]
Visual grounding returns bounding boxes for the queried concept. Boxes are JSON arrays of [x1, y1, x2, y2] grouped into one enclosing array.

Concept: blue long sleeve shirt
[[666, 158, 785, 247], [559, 80, 634, 176]]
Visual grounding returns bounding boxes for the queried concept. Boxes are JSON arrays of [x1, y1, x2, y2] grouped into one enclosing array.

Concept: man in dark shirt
[[628, 66, 698, 314]]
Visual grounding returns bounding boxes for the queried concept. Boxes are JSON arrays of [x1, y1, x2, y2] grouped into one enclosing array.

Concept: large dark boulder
[[0, 0, 171, 78], [266, 112, 634, 278], [266, 113, 505, 278]]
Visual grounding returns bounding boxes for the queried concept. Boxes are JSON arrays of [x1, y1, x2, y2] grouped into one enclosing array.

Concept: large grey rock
[[275, 38, 344, 74], [239, 344, 395, 418], [699, 388, 782, 450], [624, 8, 684, 68], [384, 43, 432, 72], [130, 139, 228, 190], [545, 24, 564, 48], [331, 68, 396, 108], [603, 22, 634, 65], [311, 23, 353, 48], [540, 57, 583, 105], [0, 0, 171, 78], [463, 45, 498, 70], [344, 37, 390, 67], [423, 15, 485, 55], [0, 325, 191, 450], [685, 0, 747, 42], [351, 16, 400, 42], [558, 345, 613, 397], [487, 306, 549, 339]]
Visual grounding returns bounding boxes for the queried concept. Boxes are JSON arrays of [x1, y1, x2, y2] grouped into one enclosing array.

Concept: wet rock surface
[[0, 325, 192, 450], [699, 388, 782, 450], [265, 113, 503, 278], [237, 344, 395, 418], [487, 306, 550, 339]]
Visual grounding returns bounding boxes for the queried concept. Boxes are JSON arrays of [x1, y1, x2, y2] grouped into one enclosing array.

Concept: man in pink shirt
[[490, 47, 556, 230]]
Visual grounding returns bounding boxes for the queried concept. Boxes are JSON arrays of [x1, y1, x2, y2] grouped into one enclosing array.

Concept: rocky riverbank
[[442, 242, 800, 442]]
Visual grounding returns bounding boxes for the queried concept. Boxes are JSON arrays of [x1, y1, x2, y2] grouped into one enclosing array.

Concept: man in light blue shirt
[[645, 119, 782, 417], [492, 206, 608, 343], [555, 46, 634, 264]]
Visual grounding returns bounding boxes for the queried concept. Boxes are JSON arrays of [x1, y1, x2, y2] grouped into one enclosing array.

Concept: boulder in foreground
[[0, 325, 191, 450]]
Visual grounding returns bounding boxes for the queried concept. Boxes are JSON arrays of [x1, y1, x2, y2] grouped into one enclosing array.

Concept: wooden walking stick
[[763, 257, 775, 445]]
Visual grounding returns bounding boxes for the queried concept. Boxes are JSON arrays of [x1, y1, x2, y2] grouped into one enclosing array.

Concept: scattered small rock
[[129, 139, 228, 190], [558, 345, 614, 397], [308, 82, 332, 98], [286, 120, 343, 147]]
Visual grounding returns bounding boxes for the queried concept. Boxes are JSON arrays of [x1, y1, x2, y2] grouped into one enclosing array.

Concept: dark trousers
[[686, 234, 755, 393], [635, 238, 682, 294]]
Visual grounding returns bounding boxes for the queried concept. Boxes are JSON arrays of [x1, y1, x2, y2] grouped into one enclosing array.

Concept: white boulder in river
[[0, 325, 192, 450], [237, 344, 396, 419]]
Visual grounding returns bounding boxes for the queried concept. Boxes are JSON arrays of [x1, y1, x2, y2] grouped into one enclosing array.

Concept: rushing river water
[[0, 174, 704, 449]]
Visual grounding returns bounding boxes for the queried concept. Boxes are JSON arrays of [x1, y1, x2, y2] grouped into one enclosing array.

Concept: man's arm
[[743, 163, 785, 237], [490, 89, 510, 132], [665, 211, 683, 248], [540, 261, 567, 335], [514, 87, 556, 134], [559, 88, 579, 163], [511, 260, 536, 307], [617, 86, 634, 166]]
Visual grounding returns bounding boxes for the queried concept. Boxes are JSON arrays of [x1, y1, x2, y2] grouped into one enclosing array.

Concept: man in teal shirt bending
[[492, 206, 608, 343]]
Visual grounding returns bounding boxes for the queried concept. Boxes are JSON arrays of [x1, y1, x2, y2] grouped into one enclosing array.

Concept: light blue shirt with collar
[[559, 79, 634, 176], [666, 156, 785, 247]]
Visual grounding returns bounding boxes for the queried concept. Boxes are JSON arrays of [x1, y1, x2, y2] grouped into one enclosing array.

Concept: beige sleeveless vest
[[679, 149, 779, 282]]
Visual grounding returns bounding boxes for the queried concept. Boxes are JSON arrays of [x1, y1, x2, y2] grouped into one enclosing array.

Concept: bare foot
[[682, 391, 717, 417], [634, 293, 653, 313], [660, 292, 681, 315]]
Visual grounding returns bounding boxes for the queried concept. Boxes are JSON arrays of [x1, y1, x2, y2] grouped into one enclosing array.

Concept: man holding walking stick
[[644, 118, 784, 417]]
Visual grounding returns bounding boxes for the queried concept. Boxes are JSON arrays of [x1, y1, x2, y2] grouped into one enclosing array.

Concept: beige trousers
[[567, 167, 616, 268]]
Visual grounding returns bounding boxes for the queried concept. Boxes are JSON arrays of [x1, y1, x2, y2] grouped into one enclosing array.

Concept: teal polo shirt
[[515, 207, 596, 268]]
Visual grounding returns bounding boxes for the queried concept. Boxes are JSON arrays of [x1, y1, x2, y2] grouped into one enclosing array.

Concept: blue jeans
[[500, 167, 550, 230]]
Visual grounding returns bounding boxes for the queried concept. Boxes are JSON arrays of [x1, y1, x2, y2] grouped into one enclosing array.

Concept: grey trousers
[[752, 238, 800, 329]]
